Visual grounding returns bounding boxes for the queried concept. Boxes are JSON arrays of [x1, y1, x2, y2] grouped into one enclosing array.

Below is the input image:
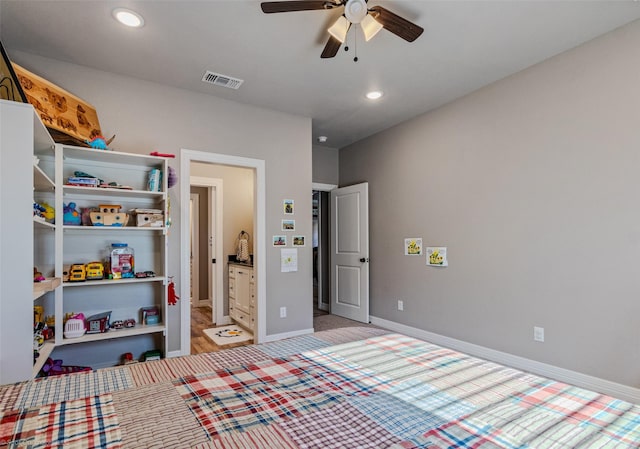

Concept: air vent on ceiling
[[201, 71, 244, 90]]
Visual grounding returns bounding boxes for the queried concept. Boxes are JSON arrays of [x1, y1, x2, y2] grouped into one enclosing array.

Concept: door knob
[[360, 257, 369, 263]]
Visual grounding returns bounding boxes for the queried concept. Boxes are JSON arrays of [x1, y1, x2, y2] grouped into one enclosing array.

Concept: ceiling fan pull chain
[[353, 23, 359, 62]]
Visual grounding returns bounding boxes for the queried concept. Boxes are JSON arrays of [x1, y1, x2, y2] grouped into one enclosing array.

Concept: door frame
[[312, 183, 336, 313], [190, 177, 223, 323], [189, 192, 200, 305], [180, 149, 266, 355]]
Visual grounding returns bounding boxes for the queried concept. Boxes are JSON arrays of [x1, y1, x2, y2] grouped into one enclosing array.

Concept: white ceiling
[[2, 1, 639, 149]]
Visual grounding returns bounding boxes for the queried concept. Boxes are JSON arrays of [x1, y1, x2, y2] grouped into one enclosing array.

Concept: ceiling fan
[[260, 0, 424, 59]]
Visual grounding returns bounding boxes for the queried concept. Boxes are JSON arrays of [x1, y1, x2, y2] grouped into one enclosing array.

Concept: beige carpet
[[204, 326, 253, 346], [312, 314, 383, 332]]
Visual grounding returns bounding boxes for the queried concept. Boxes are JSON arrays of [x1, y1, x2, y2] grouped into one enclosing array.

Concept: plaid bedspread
[[1, 327, 639, 448]]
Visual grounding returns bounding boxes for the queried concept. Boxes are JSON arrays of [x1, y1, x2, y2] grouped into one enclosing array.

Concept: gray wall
[[339, 20, 640, 387], [312, 145, 339, 185], [13, 51, 314, 352]]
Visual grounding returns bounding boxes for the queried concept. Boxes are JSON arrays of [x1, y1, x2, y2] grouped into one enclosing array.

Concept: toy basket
[[64, 318, 86, 338]]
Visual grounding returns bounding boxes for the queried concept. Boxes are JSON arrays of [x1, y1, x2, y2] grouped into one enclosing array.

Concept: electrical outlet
[[397, 300, 404, 311], [534, 326, 544, 342], [280, 307, 287, 318]]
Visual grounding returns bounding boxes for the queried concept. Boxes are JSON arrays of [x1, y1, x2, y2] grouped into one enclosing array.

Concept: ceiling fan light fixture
[[344, 0, 368, 23], [328, 15, 350, 43], [361, 14, 383, 41]]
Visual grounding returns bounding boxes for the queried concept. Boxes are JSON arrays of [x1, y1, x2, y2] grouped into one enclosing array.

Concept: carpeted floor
[[312, 313, 383, 332]]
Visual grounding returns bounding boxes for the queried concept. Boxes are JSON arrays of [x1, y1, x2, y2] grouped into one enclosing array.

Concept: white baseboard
[[219, 315, 233, 326], [262, 327, 314, 343], [166, 350, 182, 359], [370, 316, 640, 404]]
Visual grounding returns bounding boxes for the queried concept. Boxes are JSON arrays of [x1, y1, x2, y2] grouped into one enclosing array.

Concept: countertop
[[228, 255, 253, 268], [228, 261, 253, 268]]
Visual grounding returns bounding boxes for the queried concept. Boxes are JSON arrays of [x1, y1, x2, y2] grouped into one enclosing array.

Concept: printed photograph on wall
[[293, 236, 305, 246], [281, 219, 295, 231], [273, 235, 287, 246], [283, 199, 294, 215], [426, 247, 448, 267], [404, 238, 422, 255]]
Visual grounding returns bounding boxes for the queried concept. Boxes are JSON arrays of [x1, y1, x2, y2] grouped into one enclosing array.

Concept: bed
[[1, 327, 639, 448]]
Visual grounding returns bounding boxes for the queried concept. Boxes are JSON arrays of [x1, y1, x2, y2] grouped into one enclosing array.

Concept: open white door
[[330, 182, 369, 323]]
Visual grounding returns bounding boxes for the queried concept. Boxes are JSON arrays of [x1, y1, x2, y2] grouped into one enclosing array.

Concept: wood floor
[[190, 305, 254, 354]]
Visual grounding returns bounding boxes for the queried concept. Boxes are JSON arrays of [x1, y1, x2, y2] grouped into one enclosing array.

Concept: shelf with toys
[[33, 162, 55, 191], [51, 143, 169, 363], [33, 277, 62, 300], [57, 322, 165, 346], [32, 341, 56, 378], [63, 185, 166, 199], [31, 106, 58, 382]]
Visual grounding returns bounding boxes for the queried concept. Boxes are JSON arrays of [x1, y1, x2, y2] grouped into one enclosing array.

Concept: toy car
[[85, 261, 104, 280], [124, 318, 136, 328], [68, 264, 86, 282]]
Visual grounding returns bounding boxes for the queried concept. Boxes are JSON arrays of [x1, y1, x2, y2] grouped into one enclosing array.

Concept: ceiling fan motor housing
[[344, 0, 367, 23]]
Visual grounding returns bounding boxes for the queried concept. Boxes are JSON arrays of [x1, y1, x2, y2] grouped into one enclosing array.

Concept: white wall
[[340, 20, 640, 387], [13, 51, 314, 351]]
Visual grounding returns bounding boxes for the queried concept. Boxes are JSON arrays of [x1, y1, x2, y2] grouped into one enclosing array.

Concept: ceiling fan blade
[[369, 6, 424, 42], [261, 1, 340, 14], [321, 35, 342, 58]]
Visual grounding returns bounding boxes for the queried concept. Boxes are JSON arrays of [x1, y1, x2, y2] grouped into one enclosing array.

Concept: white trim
[[166, 350, 182, 359], [180, 149, 267, 356], [190, 176, 223, 326], [189, 193, 200, 306], [370, 316, 640, 404], [262, 327, 314, 343], [312, 182, 337, 192]]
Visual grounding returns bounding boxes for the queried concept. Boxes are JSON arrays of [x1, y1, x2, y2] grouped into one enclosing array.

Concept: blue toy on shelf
[[63, 202, 81, 226], [85, 135, 115, 150]]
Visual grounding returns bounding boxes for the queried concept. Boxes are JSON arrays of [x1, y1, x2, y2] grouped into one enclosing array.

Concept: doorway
[[312, 183, 336, 320], [312, 190, 329, 317], [190, 178, 222, 322], [180, 149, 266, 355]]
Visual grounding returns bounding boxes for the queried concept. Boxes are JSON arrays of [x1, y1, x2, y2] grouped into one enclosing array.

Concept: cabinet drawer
[[229, 278, 235, 294], [234, 310, 251, 329]]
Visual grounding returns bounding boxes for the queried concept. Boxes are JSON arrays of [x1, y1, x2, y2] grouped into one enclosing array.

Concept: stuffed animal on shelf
[[40, 202, 55, 223], [33, 202, 46, 220], [85, 134, 115, 150], [63, 202, 81, 225]]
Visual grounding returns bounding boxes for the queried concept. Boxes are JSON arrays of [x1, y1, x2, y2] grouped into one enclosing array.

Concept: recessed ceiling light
[[112, 8, 144, 28], [366, 91, 383, 100], [317, 136, 328, 143]]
